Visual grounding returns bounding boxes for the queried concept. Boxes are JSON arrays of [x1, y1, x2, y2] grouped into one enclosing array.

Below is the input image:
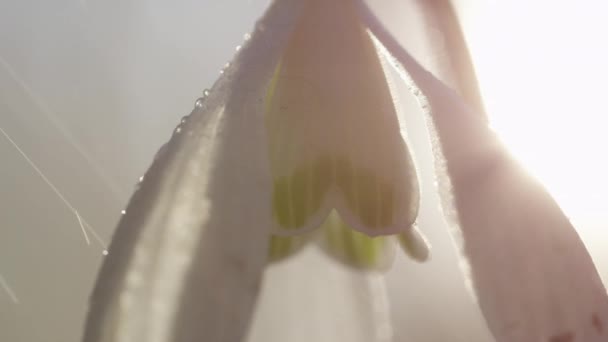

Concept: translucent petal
[[268, 234, 311, 263], [248, 248, 393, 342], [319, 211, 395, 270], [360, 4, 608, 341], [266, 0, 419, 237], [82, 2, 306, 342]]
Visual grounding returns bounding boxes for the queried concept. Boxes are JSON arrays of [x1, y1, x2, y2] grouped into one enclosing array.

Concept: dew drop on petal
[[134, 175, 145, 190], [220, 62, 231, 75], [102, 250, 109, 256]]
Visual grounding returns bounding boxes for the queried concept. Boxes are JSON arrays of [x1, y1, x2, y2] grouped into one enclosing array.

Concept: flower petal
[[247, 247, 394, 342], [318, 211, 395, 270], [359, 3, 608, 341], [268, 234, 311, 262], [82, 1, 306, 342], [398, 224, 430, 263], [266, 0, 419, 237]]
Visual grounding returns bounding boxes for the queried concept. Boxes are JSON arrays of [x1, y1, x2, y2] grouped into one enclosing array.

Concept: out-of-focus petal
[[82, 1, 305, 342], [247, 247, 394, 342], [359, 3, 608, 341]]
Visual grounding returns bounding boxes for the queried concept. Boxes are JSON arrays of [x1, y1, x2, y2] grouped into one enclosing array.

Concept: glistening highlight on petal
[[357, 2, 608, 341]]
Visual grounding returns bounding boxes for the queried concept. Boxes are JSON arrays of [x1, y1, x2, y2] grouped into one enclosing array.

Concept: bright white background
[[0, 1, 606, 341]]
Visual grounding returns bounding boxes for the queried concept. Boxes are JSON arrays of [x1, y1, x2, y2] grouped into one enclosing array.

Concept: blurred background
[[0, 0, 606, 341]]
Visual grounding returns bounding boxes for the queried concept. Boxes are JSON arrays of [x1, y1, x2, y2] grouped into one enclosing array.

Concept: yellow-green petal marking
[[268, 234, 310, 262], [320, 211, 394, 270]]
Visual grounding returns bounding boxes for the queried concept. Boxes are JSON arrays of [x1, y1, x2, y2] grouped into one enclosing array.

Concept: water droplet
[[220, 62, 231, 74], [181, 115, 189, 124], [102, 250, 109, 256], [243, 33, 251, 41], [194, 89, 210, 108], [138, 175, 144, 183], [175, 127, 182, 134], [235, 45, 242, 52], [121, 209, 126, 215]]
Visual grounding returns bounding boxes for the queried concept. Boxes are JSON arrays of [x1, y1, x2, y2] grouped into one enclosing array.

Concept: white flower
[[83, 1, 608, 342]]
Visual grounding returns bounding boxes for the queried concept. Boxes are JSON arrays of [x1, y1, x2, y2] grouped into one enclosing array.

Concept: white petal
[[359, 3, 608, 342], [247, 247, 394, 342], [266, 0, 419, 237], [82, 2, 305, 342], [398, 224, 430, 263]]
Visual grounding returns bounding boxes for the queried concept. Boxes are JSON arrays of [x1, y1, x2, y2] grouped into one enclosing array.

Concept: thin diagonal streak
[[0, 273, 19, 304], [0, 126, 106, 249], [75, 210, 91, 245], [0, 55, 126, 202]]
